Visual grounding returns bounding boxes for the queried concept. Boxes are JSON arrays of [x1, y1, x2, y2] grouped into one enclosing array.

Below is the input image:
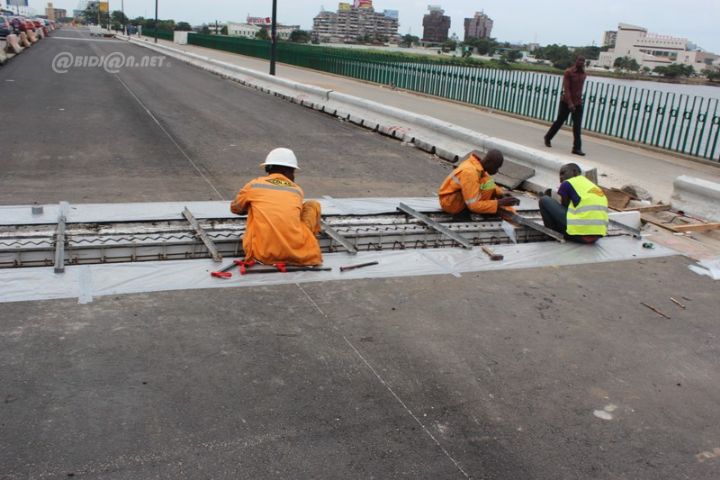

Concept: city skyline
[[19, 0, 720, 53]]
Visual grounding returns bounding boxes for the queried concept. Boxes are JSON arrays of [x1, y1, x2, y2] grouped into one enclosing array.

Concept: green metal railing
[[142, 28, 174, 41], [183, 34, 720, 162]]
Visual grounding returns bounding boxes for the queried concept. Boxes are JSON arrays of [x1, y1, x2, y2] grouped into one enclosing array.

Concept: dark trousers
[[538, 196, 599, 244], [545, 101, 583, 151], [538, 196, 567, 234]]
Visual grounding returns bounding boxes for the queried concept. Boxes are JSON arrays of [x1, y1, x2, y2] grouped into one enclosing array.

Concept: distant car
[[0, 15, 12, 38], [32, 19, 47, 36]]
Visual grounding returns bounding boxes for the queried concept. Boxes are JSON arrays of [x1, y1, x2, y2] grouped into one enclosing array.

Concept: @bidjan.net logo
[[52, 52, 169, 74]]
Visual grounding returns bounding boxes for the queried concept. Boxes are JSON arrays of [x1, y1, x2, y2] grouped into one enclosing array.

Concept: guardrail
[[164, 33, 720, 162]]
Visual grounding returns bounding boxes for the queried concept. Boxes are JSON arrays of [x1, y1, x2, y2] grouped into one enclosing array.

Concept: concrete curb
[[123, 36, 594, 191], [671, 175, 720, 222]]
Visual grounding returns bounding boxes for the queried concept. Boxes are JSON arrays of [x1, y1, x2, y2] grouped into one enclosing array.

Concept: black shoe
[[543, 135, 552, 148], [572, 149, 586, 156]]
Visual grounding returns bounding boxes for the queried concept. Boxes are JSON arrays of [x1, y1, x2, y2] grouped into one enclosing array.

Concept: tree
[[702, 68, 720, 82], [573, 46, 601, 61], [289, 29, 311, 43], [110, 10, 127, 27], [613, 56, 640, 72], [654, 64, 694, 78], [535, 44, 573, 69], [400, 34, 419, 47], [83, 4, 109, 26], [175, 21, 193, 31], [463, 37, 498, 56], [441, 40, 457, 52], [255, 26, 269, 40], [502, 49, 523, 63]]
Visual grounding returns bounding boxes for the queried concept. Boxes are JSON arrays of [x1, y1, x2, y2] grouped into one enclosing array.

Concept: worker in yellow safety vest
[[538, 163, 608, 243], [438, 149, 519, 216], [230, 148, 323, 265]]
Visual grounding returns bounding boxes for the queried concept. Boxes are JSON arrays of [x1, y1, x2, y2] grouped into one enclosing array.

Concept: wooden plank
[[623, 204, 671, 213], [601, 187, 632, 210], [182, 207, 222, 262], [397, 203, 472, 249], [669, 223, 720, 233]]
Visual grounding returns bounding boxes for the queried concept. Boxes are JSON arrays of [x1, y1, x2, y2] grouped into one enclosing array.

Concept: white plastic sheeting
[[688, 257, 720, 280], [0, 237, 675, 304]]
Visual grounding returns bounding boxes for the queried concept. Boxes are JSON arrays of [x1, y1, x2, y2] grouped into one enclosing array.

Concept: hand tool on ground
[[480, 246, 503, 261], [240, 264, 332, 275], [340, 260, 379, 272], [210, 261, 239, 279]]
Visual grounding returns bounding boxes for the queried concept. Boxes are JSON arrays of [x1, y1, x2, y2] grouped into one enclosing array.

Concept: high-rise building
[[422, 6, 450, 44], [464, 11, 493, 41], [313, 2, 399, 43]]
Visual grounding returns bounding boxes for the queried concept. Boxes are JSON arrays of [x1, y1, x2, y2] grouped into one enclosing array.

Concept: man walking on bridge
[[544, 56, 587, 156], [438, 149, 519, 216], [230, 148, 323, 266], [538, 163, 608, 243]]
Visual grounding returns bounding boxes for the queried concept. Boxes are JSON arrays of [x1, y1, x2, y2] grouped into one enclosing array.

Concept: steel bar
[[53, 214, 66, 274], [340, 261, 379, 272], [499, 210, 566, 243], [321, 221, 358, 254], [608, 219, 642, 238], [182, 207, 222, 262], [397, 203, 472, 248]]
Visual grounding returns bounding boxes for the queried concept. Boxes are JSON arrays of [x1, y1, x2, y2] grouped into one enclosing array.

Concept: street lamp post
[[269, 0, 277, 75], [154, 0, 158, 43]]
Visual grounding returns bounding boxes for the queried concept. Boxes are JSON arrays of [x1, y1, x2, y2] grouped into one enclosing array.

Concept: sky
[[20, 0, 720, 52]]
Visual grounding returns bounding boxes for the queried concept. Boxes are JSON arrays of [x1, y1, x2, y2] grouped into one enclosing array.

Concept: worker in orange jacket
[[230, 148, 322, 266], [438, 149, 519, 216]]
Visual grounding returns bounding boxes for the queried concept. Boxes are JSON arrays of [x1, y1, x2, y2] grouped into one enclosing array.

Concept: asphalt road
[[0, 28, 448, 204], [1, 29, 719, 480]]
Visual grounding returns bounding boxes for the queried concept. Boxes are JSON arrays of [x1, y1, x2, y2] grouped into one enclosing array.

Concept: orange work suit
[[438, 153, 507, 215], [230, 173, 322, 266]]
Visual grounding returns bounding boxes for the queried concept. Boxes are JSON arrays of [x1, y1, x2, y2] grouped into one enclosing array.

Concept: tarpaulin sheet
[[0, 237, 676, 304], [0, 196, 541, 226]]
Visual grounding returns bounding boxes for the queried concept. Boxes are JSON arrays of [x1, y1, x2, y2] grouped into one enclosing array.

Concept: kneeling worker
[[230, 148, 322, 265], [438, 149, 519, 216], [538, 163, 608, 243]]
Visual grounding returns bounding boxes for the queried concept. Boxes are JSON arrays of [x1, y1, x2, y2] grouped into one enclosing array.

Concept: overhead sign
[[7, 0, 29, 6]]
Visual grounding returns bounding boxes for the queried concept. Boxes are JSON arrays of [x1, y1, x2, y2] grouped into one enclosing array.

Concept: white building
[[227, 22, 299, 40], [596, 23, 713, 73]]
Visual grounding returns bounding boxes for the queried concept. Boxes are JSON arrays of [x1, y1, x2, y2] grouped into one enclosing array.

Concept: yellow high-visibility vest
[[566, 176, 609, 236]]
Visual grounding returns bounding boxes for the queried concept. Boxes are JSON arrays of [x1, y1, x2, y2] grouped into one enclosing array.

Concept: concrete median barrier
[[671, 175, 720, 222], [19, 32, 31, 48], [27, 30, 38, 43], [5, 34, 23, 54], [0, 46, 7, 65]]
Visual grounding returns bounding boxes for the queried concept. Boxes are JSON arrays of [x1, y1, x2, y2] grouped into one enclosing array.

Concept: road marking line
[[342, 335, 471, 479], [115, 75, 225, 200]]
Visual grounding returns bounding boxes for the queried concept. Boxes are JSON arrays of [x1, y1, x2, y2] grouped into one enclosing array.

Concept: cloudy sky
[[30, 0, 720, 52]]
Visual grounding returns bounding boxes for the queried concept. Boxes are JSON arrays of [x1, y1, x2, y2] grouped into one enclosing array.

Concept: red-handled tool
[[234, 259, 257, 275], [210, 261, 240, 279]]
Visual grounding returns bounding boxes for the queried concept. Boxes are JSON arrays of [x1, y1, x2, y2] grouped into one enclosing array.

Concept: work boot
[[543, 135, 552, 148], [571, 149, 586, 156]]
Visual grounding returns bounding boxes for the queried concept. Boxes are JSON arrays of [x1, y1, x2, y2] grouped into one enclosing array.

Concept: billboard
[[247, 16, 272, 26], [98, 1, 109, 13], [353, 0, 372, 8], [7, 0, 29, 6], [338, 2, 351, 11], [383, 9, 398, 19]]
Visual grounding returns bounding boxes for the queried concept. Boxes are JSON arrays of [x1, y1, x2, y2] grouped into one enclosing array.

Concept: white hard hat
[[260, 148, 299, 170]]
